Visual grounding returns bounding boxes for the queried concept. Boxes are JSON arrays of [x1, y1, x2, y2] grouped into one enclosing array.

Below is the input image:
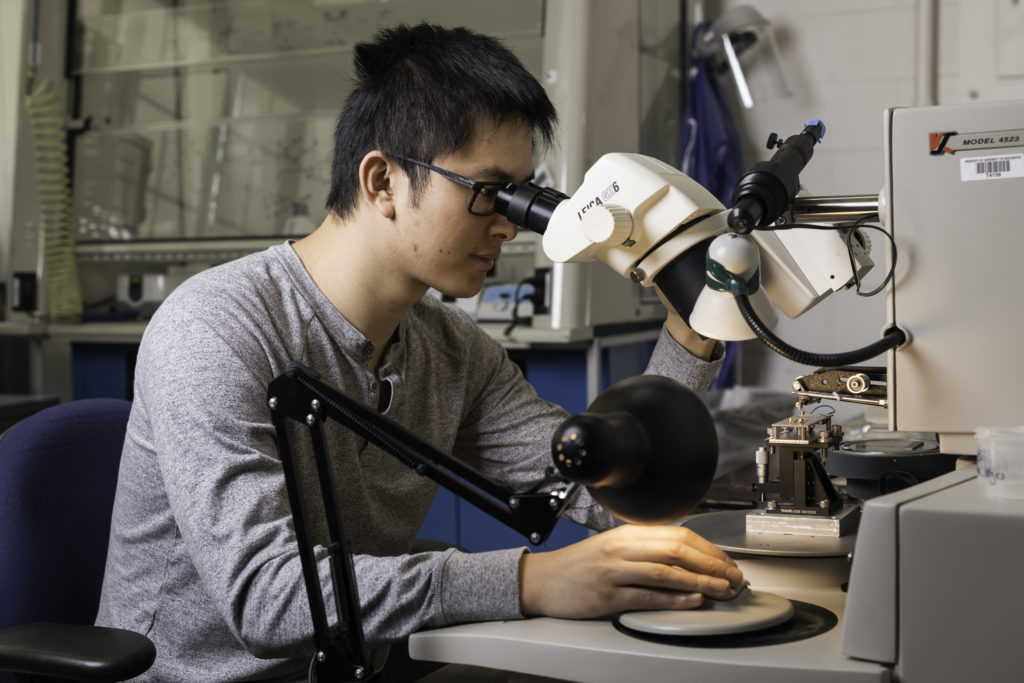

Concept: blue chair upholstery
[[0, 398, 155, 682]]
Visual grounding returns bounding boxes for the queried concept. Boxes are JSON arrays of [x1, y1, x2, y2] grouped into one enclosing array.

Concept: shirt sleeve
[[644, 326, 725, 390], [135, 308, 329, 656]]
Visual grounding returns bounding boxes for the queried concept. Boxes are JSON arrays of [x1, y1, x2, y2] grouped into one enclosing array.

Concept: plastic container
[[975, 426, 1024, 500]]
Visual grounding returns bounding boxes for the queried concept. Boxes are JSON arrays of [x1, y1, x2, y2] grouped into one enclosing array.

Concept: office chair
[[0, 398, 155, 682]]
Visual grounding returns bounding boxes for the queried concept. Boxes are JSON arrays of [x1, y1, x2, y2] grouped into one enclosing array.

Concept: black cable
[[735, 292, 905, 367], [307, 651, 318, 683], [848, 221, 897, 297], [758, 216, 897, 298], [504, 276, 538, 337], [721, 215, 904, 367]]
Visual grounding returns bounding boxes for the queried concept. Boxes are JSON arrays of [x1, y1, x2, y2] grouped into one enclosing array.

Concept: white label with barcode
[[961, 154, 1024, 181]]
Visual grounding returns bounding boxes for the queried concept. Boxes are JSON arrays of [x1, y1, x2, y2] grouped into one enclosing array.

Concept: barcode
[[976, 159, 1011, 174], [962, 154, 1023, 182]]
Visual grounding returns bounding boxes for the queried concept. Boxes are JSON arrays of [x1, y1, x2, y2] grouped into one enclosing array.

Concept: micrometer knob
[[846, 373, 871, 394]]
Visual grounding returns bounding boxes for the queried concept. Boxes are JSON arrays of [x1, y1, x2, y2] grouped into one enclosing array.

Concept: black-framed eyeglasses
[[386, 152, 509, 216]]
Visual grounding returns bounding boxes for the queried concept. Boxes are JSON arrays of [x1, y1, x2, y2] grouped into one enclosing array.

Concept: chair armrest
[[0, 622, 155, 682]]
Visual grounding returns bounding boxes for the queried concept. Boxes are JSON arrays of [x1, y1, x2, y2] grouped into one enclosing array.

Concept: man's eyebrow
[[472, 165, 535, 184]]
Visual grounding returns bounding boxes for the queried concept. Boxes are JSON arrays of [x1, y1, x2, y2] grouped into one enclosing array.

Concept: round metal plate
[[617, 589, 794, 636], [682, 510, 857, 556], [614, 600, 837, 648]]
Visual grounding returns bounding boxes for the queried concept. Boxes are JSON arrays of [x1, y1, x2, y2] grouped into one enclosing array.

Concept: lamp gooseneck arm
[[734, 293, 906, 367]]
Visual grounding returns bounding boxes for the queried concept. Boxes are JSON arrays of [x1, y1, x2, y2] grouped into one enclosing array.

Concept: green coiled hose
[[24, 78, 82, 320]]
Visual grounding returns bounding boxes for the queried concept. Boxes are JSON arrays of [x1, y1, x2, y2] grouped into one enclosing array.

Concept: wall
[[0, 0, 27, 317], [701, 0, 1024, 390]]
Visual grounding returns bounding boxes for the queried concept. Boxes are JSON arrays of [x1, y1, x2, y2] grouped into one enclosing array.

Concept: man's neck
[[291, 215, 425, 364]]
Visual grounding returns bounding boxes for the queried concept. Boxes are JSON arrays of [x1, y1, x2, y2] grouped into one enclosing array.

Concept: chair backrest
[[0, 398, 132, 631]]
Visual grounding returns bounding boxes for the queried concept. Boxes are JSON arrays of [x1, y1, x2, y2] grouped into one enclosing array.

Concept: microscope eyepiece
[[494, 182, 569, 235]]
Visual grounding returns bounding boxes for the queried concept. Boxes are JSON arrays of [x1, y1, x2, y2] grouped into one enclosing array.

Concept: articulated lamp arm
[[267, 363, 580, 681], [267, 363, 718, 680]]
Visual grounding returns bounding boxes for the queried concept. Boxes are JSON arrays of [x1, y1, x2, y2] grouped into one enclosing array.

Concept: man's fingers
[[611, 560, 734, 597], [607, 526, 743, 586], [606, 586, 705, 613], [611, 525, 734, 563]]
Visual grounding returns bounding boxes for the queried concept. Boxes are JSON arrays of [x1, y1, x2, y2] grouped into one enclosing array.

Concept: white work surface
[[409, 585, 889, 683]]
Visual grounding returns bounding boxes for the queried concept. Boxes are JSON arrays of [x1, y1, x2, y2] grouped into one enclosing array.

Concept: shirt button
[[362, 342, 375, 358]]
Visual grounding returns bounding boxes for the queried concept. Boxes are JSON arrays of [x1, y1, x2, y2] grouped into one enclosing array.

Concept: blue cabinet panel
[[602, 340, 657, 390], [417, 488, 460, 546], [510, 348, 588, 415], [456, 504, 589, 552], [71, 343, 137, 400], [418, 488, 590, 552]]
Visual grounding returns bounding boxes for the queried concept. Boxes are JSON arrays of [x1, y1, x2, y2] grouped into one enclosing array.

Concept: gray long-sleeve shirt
[[95, 242, 722, 681]]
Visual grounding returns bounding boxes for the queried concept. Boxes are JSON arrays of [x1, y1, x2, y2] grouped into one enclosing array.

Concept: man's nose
[[490, 214, 519, 242]]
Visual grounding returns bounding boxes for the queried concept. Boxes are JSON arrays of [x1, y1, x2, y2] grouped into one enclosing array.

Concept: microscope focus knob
[[580, 204, 633, 246]]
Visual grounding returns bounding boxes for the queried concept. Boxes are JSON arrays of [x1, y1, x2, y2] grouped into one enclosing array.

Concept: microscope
[[496, 120, 897, 545]]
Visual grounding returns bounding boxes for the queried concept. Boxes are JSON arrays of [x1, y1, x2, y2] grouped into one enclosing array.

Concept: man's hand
[[518, 525, 743, 618], [656, 288, 722, 362]]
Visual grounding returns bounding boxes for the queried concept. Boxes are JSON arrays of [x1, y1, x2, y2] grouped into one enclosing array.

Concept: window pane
[[71, 0, 545, 243]]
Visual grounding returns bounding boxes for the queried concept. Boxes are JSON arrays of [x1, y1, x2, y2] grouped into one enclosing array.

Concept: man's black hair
[[325, 23, 557, 219]]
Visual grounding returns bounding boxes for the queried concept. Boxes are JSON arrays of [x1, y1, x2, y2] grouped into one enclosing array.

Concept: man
[[96, 23, 742, 681]]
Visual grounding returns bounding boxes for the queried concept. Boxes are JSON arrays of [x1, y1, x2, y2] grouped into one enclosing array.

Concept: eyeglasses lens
[[470, 185, 502, 216]]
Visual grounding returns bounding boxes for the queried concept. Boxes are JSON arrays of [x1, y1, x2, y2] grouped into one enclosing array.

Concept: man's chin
[[441, 290, 482, 301], [437, 281, 485, 301]]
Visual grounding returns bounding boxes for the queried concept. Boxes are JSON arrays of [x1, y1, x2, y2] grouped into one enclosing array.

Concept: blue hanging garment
[[679, 21, 744, 387], [679, 22, 744, 204]]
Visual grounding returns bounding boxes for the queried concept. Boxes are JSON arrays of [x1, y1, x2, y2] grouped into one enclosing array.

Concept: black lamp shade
[[552, 375, 718, 524]]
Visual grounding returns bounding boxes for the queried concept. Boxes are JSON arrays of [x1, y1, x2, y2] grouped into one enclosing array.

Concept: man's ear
[[359, 151, 396, 219]]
